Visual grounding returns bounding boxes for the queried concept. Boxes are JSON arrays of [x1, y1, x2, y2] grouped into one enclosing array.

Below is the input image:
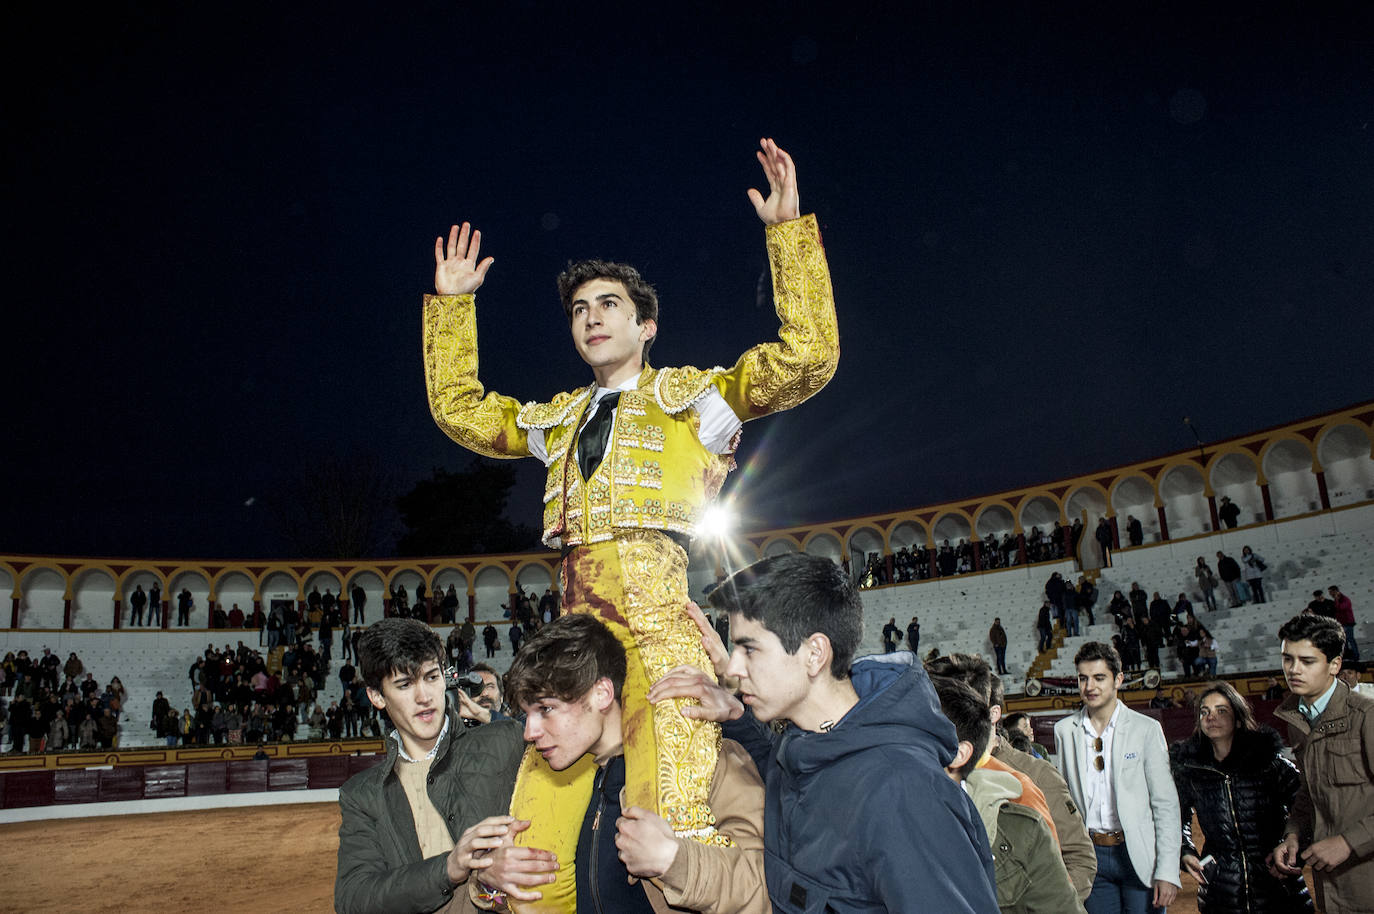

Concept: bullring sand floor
[[0, 803, 1203, 913]]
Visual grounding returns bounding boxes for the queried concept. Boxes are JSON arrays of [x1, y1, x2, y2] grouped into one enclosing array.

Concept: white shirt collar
[[1081, 699, 1122, 737], [390, 713, 450, 763]]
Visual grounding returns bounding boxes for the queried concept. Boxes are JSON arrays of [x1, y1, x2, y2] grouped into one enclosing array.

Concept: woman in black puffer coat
[[1170, 681, 1312, 913]]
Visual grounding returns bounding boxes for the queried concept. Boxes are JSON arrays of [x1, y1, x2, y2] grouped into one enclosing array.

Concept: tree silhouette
[[396, 458, 539, 556]]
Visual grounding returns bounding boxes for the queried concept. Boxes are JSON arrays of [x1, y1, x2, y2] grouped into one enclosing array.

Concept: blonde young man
[[423, 139, 837, 911]]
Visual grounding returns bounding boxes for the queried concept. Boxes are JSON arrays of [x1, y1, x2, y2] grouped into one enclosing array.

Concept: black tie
[[577, 391, 621, 481]]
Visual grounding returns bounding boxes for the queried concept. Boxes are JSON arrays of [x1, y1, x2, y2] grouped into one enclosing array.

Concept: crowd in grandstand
[[0, 649, 124, 752]]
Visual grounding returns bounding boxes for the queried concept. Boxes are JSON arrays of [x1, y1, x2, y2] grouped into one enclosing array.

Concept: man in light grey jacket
[[1054, 641, 1180, 914]]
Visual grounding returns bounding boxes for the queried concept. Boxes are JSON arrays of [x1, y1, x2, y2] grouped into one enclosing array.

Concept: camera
[[445, 668, 485, 699]]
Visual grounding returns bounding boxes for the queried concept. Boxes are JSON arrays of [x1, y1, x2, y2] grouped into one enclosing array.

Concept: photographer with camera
[[449, 663, 511, 727]]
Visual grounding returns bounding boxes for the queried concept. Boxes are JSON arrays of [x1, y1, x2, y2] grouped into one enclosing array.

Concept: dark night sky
[[3, 2, 1372, 559]]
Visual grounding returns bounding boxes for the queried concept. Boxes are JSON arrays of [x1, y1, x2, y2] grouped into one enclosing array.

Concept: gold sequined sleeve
[[423, 294, 530, 459], [717, 213, 838, 419]]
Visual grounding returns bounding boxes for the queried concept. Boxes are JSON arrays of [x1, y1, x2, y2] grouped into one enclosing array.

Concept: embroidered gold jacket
[[423, 214, 838, 548]]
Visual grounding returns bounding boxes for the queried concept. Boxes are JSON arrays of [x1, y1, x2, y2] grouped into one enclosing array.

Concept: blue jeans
[[1086, 843, 1161, 914], [1065, 608, 1081, 637], [1345, 624, 1361, 661]]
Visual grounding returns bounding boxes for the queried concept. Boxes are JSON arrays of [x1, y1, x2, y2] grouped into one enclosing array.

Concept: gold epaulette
[[516, 385, 594, 430], [653, 365, 725, 415]]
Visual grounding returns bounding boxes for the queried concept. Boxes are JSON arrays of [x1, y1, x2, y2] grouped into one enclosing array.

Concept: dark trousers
[[994, 645, 1008, 674]]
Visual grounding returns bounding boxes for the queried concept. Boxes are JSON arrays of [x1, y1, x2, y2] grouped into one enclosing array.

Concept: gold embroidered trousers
[[507, 530, 726, 913]]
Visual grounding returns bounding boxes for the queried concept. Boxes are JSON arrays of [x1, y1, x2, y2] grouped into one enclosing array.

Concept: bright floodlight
[[697, 505, 736, 540]]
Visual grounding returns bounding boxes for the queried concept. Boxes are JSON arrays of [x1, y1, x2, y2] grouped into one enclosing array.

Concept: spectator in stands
[[1076, 577, 1098, 627], [177, 588, 194, 626], [1063, 583, 1082, 637], [1047, 572, 1066, 618], [1171, 594, 1193, 627], [1272, 614, 1374, 913], [482, 623, 499, 658], [342, 692, 359, 738], [96, 707, 118, 748], [1240, 546, 1268, 604], [1193, 557, 1219, 612], [1125, 515, 1144, 547], [227, 603, 245, 628], [351, 583, 367, 624], [130, 584, 147, 627], [1193, 626, 1219, 678], [148, 582, 162, 626], [1330, 586, 1360, 662], [1117, 618, 1142, 672], [1003, 712, 1049, 760], [79, 707, 99, 749], [1055, 641, 1181, 914], [1262, 676, 1286, 701], [1170, 681, 1312, 913], [334, 617, 524, 914], [1107, 591, 1130, 627], [1148, 593, 1172, 644], [225, 705, 243, 744], [307, 704, 325, 739], [319, 614, 334, 665], [62, 648, 82, 684], [441, 585, 459, 624], [1216, 551, 1242, 607], [1339, 665, 1374, 699], [508, 620, 523, 654], [989, 618, 1008, 675], [158, 706, 179, 746], [882, 617, 901, 652], [1125, 582, 1145, 619], [1095, 517, 1113, 566], [1037, 600, 1055, 653], [1218, 495, 1241, 529], [930, 676, 1088, 913], [1307, 589, 1337, 618]]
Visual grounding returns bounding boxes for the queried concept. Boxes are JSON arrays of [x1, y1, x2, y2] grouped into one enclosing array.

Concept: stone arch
[[1209, 450, 1264, 526], [120, 568, 167, 625], [1316, 422, 1374, 507], [260, 570, 301, 627], [1067, 483, 1110, 523], [514, 562, 554, 597], [472, 565, 514, 619], [1106, 474, 1156, 543], [887, 519, 930, 550], [0, 564, 14, 601], [1259, 439, 1317, 519], [1019, 494, 1062, 537], [216, 571, 257, 623], [930, 511, 973, 546], [761, 536, 802, 558], [1157, 461, 1209, 538], [801, 531, 844, 565], [974, 502, 1016, 540], [168, 569, 212, 628], [845, 525, 887, 567], [71, 566, 117, 630], [18, 565, 67, 629], [346, 569, 386, 622], [303, 570, 344, 607]]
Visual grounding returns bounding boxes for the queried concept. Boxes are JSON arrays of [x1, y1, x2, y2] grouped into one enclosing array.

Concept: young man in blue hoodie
[[651, 553, 999, 913]]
